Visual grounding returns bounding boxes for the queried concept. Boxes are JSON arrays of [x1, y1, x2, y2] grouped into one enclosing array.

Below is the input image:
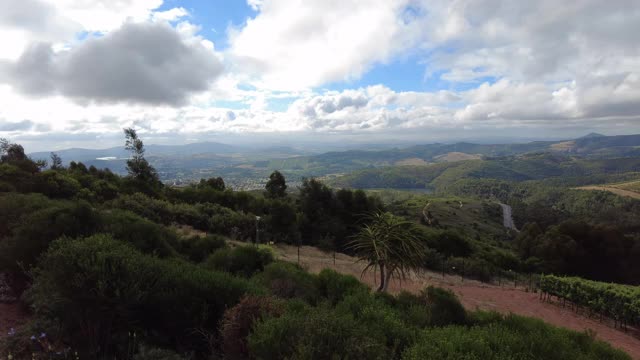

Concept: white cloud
[[2, 0, 640, 148], [228, 0, 419, 91], [0, 22, 224, 106]]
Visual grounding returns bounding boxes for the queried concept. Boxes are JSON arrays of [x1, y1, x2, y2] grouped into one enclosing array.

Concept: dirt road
[[274, 244, 640, 359]]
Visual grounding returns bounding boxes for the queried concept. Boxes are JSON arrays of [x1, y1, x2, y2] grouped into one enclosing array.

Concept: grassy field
[[367, 189, 507, 240]]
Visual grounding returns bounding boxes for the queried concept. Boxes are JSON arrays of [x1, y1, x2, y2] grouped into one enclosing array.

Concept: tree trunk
[[377, 262, 385, 292], [382, 267, 394, 292]]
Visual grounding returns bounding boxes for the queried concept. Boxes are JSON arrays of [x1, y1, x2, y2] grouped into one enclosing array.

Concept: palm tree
[[349, 212, 427, 292]]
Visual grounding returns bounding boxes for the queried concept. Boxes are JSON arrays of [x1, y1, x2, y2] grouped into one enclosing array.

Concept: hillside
[[330, 154, 640, 191], [28, 133, 640, 188], [263, 134, 640, 177]]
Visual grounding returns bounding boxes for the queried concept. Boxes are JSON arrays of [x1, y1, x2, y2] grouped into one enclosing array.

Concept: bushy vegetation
[[541, 275, 640, 329], [0, 134, 634, 359]]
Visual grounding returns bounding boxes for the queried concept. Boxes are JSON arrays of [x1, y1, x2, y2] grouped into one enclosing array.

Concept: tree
[[1, 138, 42, 173], [349, 212, 427, 292], [123, 128, 160, 191], [200, 177, 225, 191], [265, 170, 287, 198], [50, 152, 63, 170]]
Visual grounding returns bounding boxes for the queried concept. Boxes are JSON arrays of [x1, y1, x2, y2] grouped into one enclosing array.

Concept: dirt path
[[274, 244, 640, 359], [576, 186, 640, 200]]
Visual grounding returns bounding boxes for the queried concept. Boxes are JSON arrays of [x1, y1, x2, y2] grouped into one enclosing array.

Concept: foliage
[[315, 268, 369, 305], [27, 234, 257, 357], [252, 262, 318, 302], [265, 170, 287, 198], [123, 128, 162, 195], [176, 234, 226, 263], [248, 304, 390, 360], [349, 212, 428, 292], [422, 286, 467, 326], [220, 295, 282, 360], [540, 275, 640, 327], [204, 245, 274, 277], [403, 314, 630, 360], [199, 176, 225, 191]]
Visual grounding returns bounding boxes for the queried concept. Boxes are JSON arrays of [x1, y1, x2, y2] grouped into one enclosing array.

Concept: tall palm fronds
[[348, 212, 428, 292]]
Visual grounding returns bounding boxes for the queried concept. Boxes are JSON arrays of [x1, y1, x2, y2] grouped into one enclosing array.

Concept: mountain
[[330, 153, 640, 190], [260, 134, 640, 177], [29, 141, 238, 163], [580, 132, 606, 139]]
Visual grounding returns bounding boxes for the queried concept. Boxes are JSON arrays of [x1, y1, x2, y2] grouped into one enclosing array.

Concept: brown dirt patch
[[550, 140, 576, 151], [434, 152, 482, 162], [576, 186, 640, 200], [394, 158, 430, 166], [272, 243, 640, 359]]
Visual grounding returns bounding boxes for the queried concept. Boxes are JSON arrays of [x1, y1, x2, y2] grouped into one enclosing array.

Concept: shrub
[[402, 314, 631, 360], [33, 170, 81, 198], [134, 345, 186, 360], [336, 291, 418, 357], [315, 268, 369, 305], [101, 209, 178, 257], [252, 262, 318, 302], [0, 198, 100, 294], [221, 296, 281, 360], [177, 234, 227, 263], [205, 245, 273, 277], [422, 286, 467, 326], [27, 234, 257, 357], [248, 305, 388, 360]]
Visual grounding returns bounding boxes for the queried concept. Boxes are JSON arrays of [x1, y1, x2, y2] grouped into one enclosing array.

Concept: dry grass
[[550, 140, 576, 151], [394, 157, 430, 166], [434, 152, 482, 162], [576, 185, 640, 200]]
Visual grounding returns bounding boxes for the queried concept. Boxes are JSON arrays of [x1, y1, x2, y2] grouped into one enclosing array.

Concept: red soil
[[276, 244, 640, 359]]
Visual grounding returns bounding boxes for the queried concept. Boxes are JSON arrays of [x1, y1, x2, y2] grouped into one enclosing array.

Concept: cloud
[[228, 0, 420, 90], [417, 0, 640, 84], [0, 22, 224, 106], [0, 119, 36, 131]]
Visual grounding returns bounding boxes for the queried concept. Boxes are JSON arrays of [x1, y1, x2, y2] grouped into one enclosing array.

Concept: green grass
[[372, 190, 506, 241]]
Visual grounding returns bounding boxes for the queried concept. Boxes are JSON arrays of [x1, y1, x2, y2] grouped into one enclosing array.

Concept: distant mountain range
[[260, 133, 640, 176], [27, 133, 640, 187]]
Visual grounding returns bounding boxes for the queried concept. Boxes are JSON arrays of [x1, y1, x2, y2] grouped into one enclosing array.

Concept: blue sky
[[0, 0, 640, 151]]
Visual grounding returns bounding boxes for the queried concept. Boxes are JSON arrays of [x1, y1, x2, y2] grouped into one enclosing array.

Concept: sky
[[1, 0, 640, 151]]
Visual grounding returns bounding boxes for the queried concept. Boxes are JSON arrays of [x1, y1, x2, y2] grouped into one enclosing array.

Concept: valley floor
[[272, 243, 640, 359]]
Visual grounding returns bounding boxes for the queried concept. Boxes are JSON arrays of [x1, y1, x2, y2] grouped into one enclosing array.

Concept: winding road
[[499, 203, 518, 231]]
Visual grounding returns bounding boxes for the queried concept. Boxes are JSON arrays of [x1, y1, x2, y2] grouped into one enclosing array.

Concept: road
[[499, 203, 518, 231]]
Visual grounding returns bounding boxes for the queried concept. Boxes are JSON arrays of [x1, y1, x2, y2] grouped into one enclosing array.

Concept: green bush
[[252, 262, 318, 302], [176, 234, 226, 263], [315, 268, 369, 304], [134, 345, 186, 360], [402, 315, 631, 360], [422, 286, 467, 326], [248, 305, 388, 360], [33, 170, 81, 198], [27, 234, 257, 357], [335, 291, 417, 357], [221, 295, 282, 360], [0, 198, 100, 294], [101, 209, 178, 257], [205, 245, 273, 277]]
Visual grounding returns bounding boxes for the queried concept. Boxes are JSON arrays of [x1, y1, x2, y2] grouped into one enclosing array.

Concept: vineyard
[[540, 275, 640, 329]]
